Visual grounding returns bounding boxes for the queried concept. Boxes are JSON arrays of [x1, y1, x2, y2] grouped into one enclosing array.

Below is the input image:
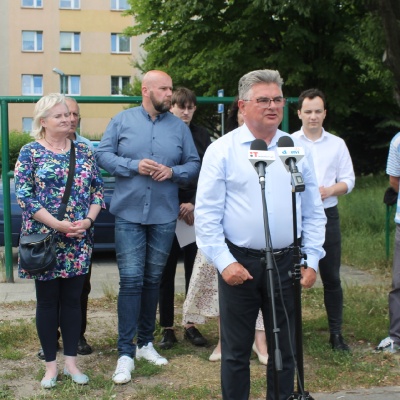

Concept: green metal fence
[[0, 95, 296, 283]]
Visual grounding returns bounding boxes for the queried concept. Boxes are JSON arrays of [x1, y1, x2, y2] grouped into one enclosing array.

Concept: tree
[[124, 0, 400, 173], [377, 0, 400, 107]]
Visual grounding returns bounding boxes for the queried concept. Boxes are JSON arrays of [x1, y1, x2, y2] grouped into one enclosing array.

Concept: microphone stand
[[288, 183, 314, 400], [257, 166, 283, 400]]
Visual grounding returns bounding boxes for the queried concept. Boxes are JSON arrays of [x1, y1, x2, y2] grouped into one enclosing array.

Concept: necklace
[[44, 137, 68, 153]]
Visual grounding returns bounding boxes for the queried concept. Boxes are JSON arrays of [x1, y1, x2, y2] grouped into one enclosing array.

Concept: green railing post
[[1, 99, 14, 282]]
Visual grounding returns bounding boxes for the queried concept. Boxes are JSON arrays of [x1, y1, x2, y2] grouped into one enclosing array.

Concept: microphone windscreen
[[250, 139, 268, 151], [277, 136, 294, 148]]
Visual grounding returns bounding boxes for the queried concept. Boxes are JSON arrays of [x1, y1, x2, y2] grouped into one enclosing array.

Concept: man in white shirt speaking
[[292, 88, 355, 351], [195, 70, 326, 400]]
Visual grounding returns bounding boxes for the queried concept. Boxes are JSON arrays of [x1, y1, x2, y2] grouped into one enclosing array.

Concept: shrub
[[0, 130, 33, 176]]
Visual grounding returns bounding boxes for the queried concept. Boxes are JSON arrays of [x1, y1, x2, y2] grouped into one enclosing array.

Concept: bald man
[[96, 70, 200, 384]]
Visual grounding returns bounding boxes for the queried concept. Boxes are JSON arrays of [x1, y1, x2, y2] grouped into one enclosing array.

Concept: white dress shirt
[[292, 128, 355, 209], [195, 124, 326, 274]]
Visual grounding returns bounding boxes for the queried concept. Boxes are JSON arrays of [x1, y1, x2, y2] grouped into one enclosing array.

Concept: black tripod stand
[[288, 187, 314, 400]]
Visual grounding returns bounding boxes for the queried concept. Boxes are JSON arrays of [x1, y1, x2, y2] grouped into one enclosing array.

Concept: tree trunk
[[377, 0, 400, 107]]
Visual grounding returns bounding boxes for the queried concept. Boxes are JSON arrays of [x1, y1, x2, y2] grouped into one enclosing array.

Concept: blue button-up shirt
[[387, 131, 400, 224], [195, 124, 326, 273], [95, 105, 200, 224]]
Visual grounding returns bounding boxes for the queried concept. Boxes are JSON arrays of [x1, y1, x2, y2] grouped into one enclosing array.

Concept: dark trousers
[[35, 274, 86, 362], [219, 243, 295, 400], [319, 206, 343, 334], [54, 262, 91, 341], [80, 264, 92, 337], [159, 235, 197, 327]]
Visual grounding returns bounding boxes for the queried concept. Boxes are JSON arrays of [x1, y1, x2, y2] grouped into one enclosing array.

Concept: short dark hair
[[297, 88, 326, 110], [226, 96, 240, 133], [172, 87, 197, 107]]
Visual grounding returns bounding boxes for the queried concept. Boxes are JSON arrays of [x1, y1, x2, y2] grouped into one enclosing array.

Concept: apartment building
[[0, 0, 144, 136]]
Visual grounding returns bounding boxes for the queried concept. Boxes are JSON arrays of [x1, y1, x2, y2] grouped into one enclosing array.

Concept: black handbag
[[19, 142, 76, 274]]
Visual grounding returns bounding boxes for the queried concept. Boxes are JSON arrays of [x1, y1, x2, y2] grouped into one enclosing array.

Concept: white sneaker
[[112, 355, 134, 384], [136, 342, 168, 365], [374, 337, 400, 353]]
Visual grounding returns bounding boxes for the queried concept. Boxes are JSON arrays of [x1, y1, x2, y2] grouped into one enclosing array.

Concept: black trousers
[[55, 263, 91, 341], [159, 235, 197, 327], [80, 263, 92, 337], [319, 206, 343, 334], [219, 243, 295, 400], [35, 274, 86, 362]]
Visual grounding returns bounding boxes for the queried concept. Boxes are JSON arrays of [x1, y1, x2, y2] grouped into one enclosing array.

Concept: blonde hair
[[32, 93, 67, 139]]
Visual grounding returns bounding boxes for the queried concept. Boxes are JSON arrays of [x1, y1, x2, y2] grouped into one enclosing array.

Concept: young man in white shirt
[[292, 88, 355, 351]]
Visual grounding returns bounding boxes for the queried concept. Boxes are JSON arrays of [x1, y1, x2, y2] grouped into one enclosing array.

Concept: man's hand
[[319, 186, 334, 201], [300, 266, 317, 289], [138, 159, 160, 176], [179, 203, 195, 225], [221, 262, 253, 286]]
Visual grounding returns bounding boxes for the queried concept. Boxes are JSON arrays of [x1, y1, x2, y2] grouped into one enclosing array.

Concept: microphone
[[277, 136, 305, 192], [248, 139, 275, 185]]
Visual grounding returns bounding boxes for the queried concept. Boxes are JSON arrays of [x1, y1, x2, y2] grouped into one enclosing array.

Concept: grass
[[340, 172, 394, 271], [1, 173, 400, 398]]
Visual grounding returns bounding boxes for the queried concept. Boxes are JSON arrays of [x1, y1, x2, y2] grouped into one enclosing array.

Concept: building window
[[59, 0, 80, 9], [60, 32, 80, 52], [111, 76, 130, 95], [22, 75, 43, 96], [111, 34, 131, 53], [66, 76, 80, 95], [22, 31, 43, 52], [21, 0, 43, 7], [22, 118, 33, 133], [111, 0, 129, 10]]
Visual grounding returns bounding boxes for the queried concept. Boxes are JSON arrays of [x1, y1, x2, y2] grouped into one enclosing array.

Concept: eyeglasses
[[243, 96, 286, 108]]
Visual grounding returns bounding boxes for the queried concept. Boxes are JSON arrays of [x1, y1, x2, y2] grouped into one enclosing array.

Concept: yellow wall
[[0, 1, 144, 136]]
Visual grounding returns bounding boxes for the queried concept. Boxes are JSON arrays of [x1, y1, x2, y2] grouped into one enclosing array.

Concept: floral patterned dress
[[182, 250, 265, 330], [14, 141, 105, 281]]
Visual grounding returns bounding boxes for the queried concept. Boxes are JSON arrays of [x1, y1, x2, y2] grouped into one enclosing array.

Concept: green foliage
[[340, 173, 393, 270], [124, 0, 399, 174], [0, 131, 33, 175]]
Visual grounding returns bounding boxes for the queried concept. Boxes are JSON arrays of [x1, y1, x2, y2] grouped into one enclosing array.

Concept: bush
[[0, 130, 33, 176]]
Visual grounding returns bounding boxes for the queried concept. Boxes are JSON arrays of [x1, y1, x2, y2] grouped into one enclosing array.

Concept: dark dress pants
[[219, 244, 295, 400], [80, 262, 92, 337], [159, 235, 197, 327], [319, 206, 343, 334]]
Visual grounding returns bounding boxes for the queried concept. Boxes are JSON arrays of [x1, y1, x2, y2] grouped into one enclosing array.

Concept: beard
[[150, 91, 171, 113]]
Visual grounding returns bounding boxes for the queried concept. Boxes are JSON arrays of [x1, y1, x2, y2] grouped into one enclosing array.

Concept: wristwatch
[[85, 217, 94, 229]]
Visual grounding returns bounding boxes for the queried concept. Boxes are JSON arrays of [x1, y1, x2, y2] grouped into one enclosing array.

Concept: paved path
[[0, 250, 381, 303], [1, 249, 399, 399]]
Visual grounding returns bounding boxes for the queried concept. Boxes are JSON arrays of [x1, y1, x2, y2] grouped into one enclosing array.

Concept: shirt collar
[[139, 104, 169, 121], [299, 126, 327, 143], [237, 123, 285, 150]]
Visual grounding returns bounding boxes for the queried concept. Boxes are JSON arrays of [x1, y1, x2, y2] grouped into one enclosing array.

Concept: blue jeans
[[115, 217, 176, 358]]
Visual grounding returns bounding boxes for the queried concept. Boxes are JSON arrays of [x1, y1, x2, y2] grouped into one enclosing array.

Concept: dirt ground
[[0, 299, 257, 399]]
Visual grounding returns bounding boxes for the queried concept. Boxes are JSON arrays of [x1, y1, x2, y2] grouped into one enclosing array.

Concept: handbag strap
[[57, 141, 75, 220]]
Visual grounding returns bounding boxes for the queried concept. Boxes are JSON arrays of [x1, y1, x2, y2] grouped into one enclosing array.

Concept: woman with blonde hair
[[15, 93, 105, 388]]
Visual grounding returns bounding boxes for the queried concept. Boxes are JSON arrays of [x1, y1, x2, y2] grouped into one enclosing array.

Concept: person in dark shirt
[[158, 87, 211, 349]]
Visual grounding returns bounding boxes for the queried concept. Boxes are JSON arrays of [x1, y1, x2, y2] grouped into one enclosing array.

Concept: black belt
[[226, 239, 292, 261]]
